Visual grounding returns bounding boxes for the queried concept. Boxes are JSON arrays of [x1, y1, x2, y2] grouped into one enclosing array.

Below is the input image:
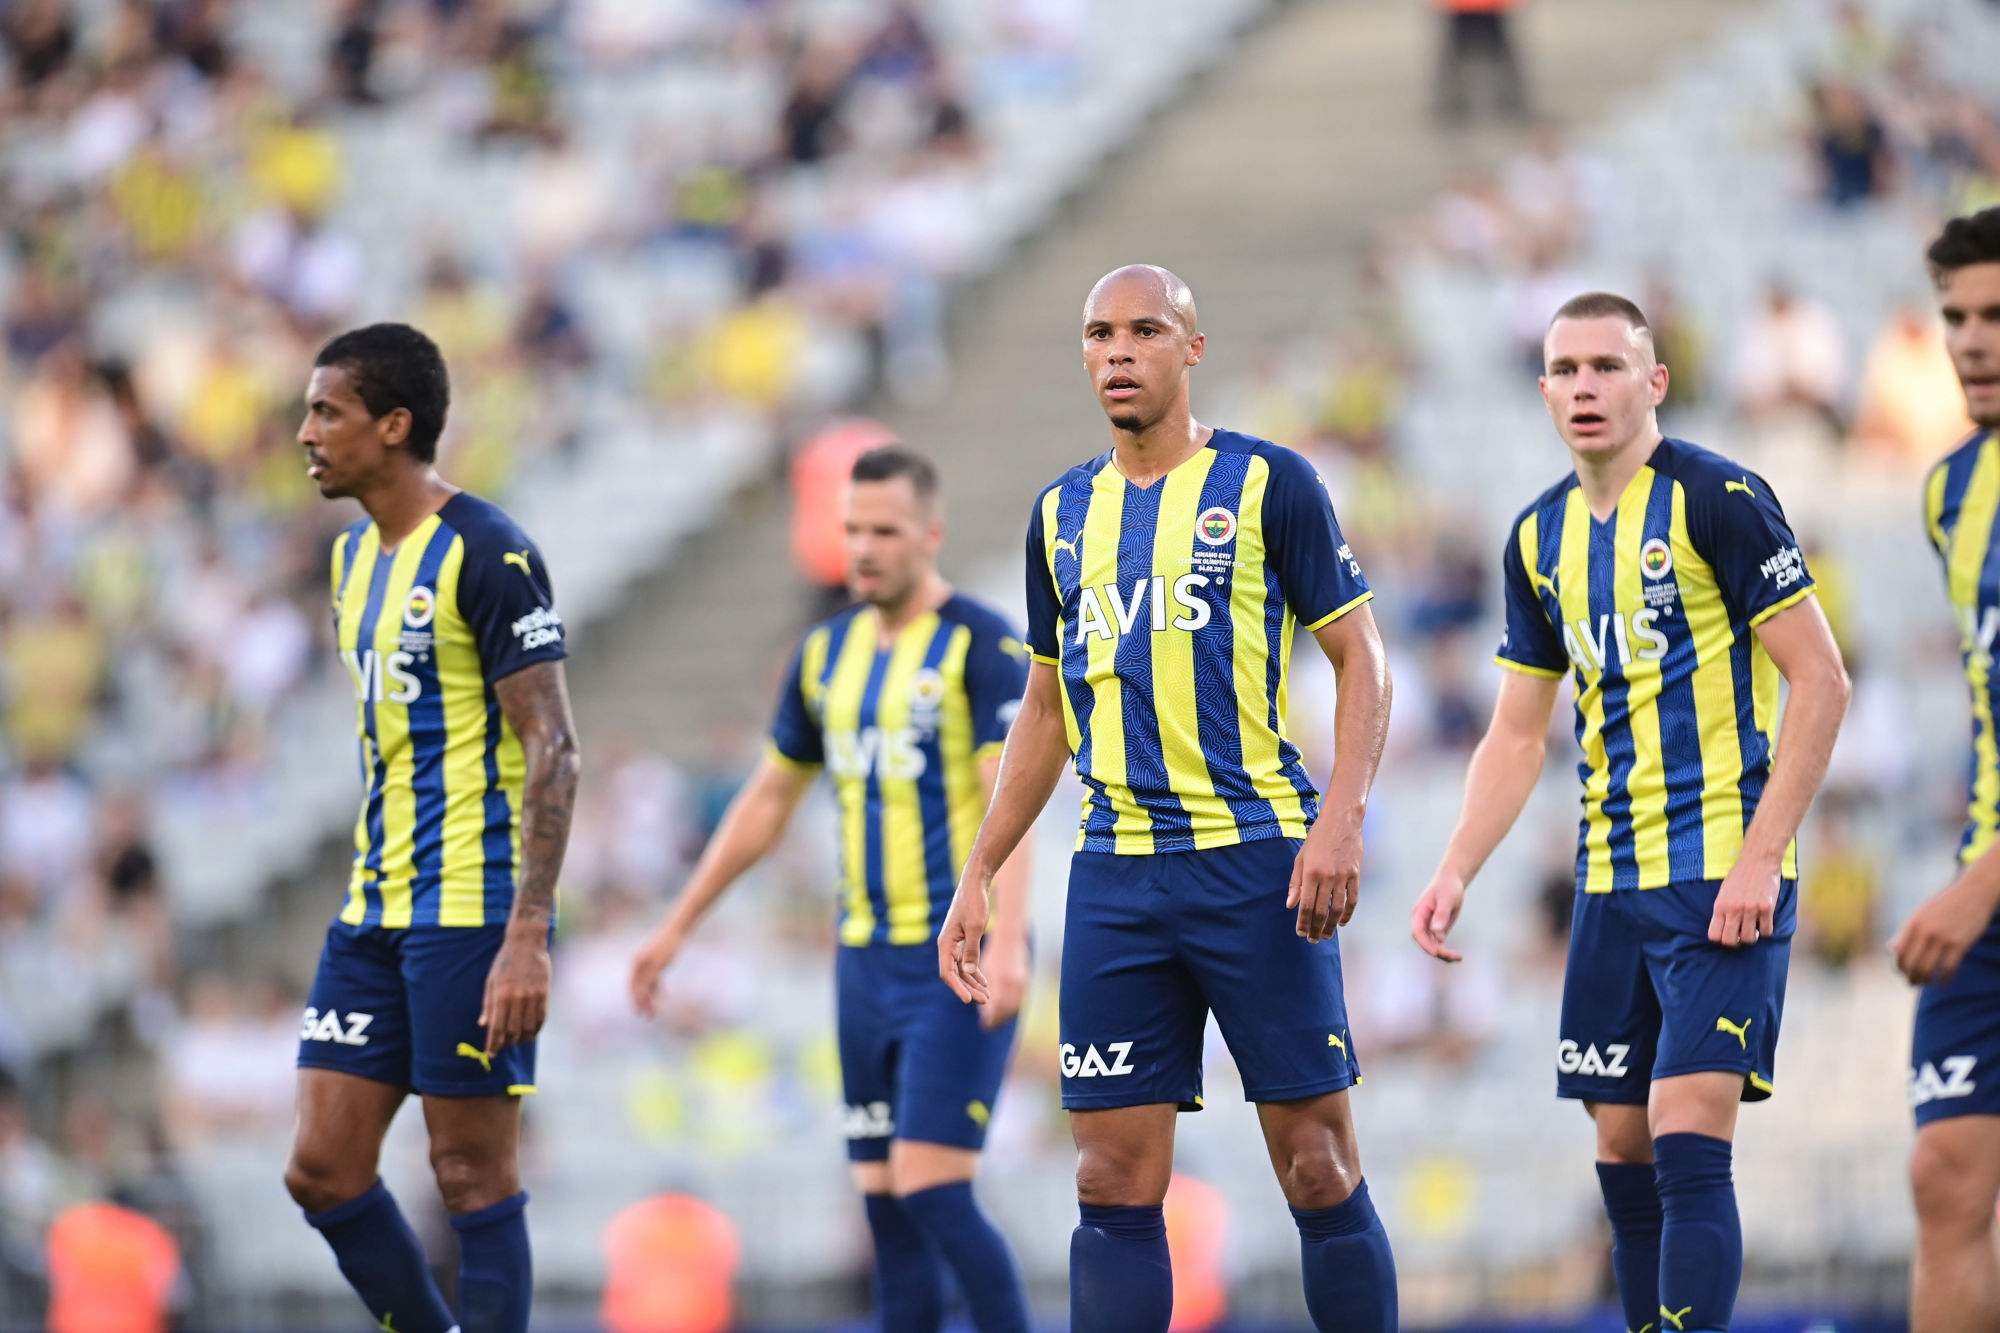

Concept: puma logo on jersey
[[1061, 1042, 1136, 1078], [456, 1042, 493, 1072], [378, 1315, 399, 1333], [966, 1100, 990, 1127], [1072, 576, 1211, 644], [1052, 537, 1078, 560], [1911, 1056, 1978, 1106], [300, 1007, 373, 1046], [1557, 1040, 1630, 1077], [1724, 478, 1756, 498], [1327, 1033, 1347, 1056], [1661, 1305, 1694, 1331], [1716, 1016, 1752, 1050], [503, 548, 533, 575]]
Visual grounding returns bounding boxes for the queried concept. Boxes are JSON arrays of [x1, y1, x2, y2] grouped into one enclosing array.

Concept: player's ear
[[1185, 331, 1205, 367], [378, 405, 413, 450], [1649, 362, 1670, 408]]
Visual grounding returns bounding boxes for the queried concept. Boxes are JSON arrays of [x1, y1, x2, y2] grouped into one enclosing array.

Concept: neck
[[1571, 427, 1663, 519], [360, 466, 458, 549], [1111, 397, 1210, 487], [871, 570, 951, 639]]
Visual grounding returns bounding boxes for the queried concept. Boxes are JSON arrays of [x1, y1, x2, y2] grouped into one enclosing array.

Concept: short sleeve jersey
[[331, 491, 566, 928], [1024, 429, 1373, 854], [1924, 428, 2000, 867], [768, 594, 1027, 947], [1496, 437, 1814, 891]]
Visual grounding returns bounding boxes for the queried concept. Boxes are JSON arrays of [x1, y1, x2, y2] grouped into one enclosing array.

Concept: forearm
[[1737, 663, 1850, 872], [963, 703, 1068, 887], [980, 753, 1034, 947], [1437, 727, 1546, 885], [660, 771, 802, 938], [507, 734, 579, 935], [1319, 634, 1391, 821]]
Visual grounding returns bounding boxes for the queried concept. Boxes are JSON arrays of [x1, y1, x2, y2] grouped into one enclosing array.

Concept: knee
[[1074, 1142, 1169, 1208], [284, 1147, 366, 1215], [1911, 1136, 1997, 1236], [1275, 1145, 1359, 1212], [430, 1144, 516, 1215]]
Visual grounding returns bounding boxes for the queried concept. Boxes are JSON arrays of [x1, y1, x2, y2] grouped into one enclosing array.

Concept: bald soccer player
[[937, 266, 1399, 1332]]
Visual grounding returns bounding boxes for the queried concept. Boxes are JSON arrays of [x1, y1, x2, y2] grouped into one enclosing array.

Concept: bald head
[[1085, 265, 1198, 336]]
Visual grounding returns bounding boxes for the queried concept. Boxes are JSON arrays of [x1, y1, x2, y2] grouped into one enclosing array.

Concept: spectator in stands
[[2, 0, 76, 106], [782, 43, 852, 165], [1809, 79, 1895, 208], [0, 1069, 75, 1303], [1848, 302, 1975, 465], [45, 1200, 182, 1333], [161, 974, 298, 1145], [1433, 0, 1528, 126], [1799, 798, 1880, 968], [1731, 282, 1846, 428], [89, 794, 174, 992]]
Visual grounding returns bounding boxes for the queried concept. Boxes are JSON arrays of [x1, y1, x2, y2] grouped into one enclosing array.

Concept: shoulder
[[1225, 431, 1314, 485], [1509, 473, 1578, 538], [1037, 454, 1113, 502], [1649, 437, 1770, 503], [802, 601, 869, 645], [939, 593, 1016, 639], [438, 491, 541, 561], [331, 515, 371, 562], [1928, 428, 1995, 498]]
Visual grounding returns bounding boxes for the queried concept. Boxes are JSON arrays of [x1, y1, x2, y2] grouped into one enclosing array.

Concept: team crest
[[1196, 507, 1237, 546], [403, 586, 437, 628], [1640, 538, 1673, 581], [910, 668, 946, 710]]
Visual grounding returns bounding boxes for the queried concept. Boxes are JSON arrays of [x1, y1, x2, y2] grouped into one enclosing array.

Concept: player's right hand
[[1890, 874, 1994, 986], [629, 925, 684, 1018], [937, 877, 991, 1007], [1411, 874, 1467, 963]]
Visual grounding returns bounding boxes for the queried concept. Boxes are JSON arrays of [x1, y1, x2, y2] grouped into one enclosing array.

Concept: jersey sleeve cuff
[[1301, 590, 1374, 633], [763, 740, 822, 774], [1029, 650, 1061, 667], [1746, 583, 1815, 628], [1493, 654, 1566, 679], [973, 740, 1007, 762]]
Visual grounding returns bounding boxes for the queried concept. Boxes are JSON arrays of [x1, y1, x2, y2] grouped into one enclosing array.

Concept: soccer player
[[1891, 206, 2000, 1333], [936, 266, 1398, 1333], [1411, 292, 1850, 1333], [627, 445, 1035, 1333], [282, 324, 580, 1333]]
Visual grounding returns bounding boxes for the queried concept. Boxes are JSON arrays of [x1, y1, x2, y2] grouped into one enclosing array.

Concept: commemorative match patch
[[1640, 538, 1673, 581], [1196, 507, 1237, 546], [403, 586, 437, 628]]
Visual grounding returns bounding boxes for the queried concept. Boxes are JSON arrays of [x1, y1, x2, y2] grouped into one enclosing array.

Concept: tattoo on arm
[[493, 660, 582, 930]]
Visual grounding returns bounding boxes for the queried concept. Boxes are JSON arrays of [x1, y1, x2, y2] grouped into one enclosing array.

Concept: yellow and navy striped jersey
[[1025, 430, 1373, 855], [1924, 428, 2000, 867], [1497, 437, 1815, 892], [330, 492, 566, 928], [769, 595, 1027, 948]]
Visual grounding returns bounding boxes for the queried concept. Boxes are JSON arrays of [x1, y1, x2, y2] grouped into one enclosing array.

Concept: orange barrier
[[1165, 1174, 1229, 1332], [790, 419, 899, 588], [46, 1202, 180, 1333], [601, 1193, 742, 1333]]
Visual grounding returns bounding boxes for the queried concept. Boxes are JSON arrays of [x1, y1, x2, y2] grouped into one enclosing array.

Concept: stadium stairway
[[571, 0, 1754, 762]]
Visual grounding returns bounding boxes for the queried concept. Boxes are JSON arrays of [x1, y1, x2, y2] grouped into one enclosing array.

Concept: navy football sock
[[449, 1191, 531, 1333], [899, 1182, 1031, 1333], [865, 1193, 946, 1333], [1071, 1203, 1171, 1333], [303, 1179, 457, 1333], [1291, 1179, 1399, 1332], [1596, 1161, 1664, 1333], [1654, 1133, 1740, 1332]]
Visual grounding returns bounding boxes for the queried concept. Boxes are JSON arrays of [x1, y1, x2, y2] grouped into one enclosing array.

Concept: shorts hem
[[296, 1057, 406, 1088], [411, 1078, 535, 1099], [1555, 1084, 1648, 1104], [1242, 1073, 1360, 1104], [845, 1139, 894, 1162], [1060, 1093, 1203, 1113], [1915, 1104, 2000, 1128]]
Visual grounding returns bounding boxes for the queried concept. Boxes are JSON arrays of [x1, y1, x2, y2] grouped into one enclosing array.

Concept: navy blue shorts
[[836, 943, 1018, 1161], [1558, 880, 1795, 1104], [1912, 915, 2000, 1125], [297, 919, 537, 1098], [1059, 837, 1360, 1112]]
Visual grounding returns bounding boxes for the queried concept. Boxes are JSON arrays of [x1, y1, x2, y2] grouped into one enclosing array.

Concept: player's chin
[[1107, 409, 1145, 432]]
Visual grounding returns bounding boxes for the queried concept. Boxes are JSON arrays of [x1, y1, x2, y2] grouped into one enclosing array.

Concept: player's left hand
[[1890, 873, 1996, 986], [481, 926, 552, 1057], [1708, 859, 1779, 948], [938, 877, 992, 1006], [1290, 810, 1363, 943]]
